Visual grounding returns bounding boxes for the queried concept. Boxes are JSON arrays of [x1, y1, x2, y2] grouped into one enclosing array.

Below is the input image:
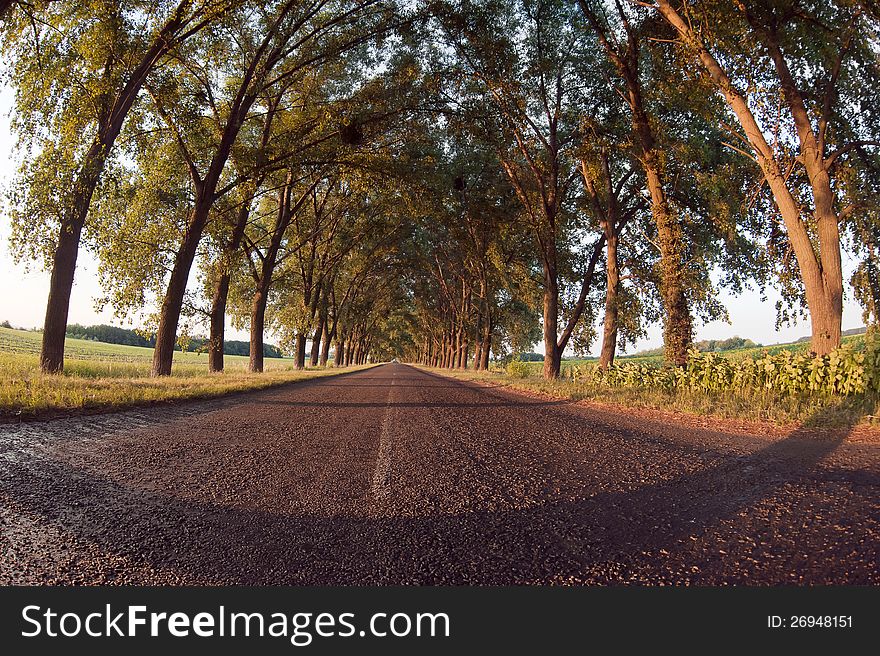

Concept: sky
[[0, 85, 867, 355]]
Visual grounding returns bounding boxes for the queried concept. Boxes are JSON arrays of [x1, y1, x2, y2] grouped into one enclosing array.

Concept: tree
[[145, 0, 392, 375], [577, 0, 695, 365], [433, 0, 607, 378], [240, 169, 322, 372], [651, 0, 880, 355], [4, 0, 233, 373], [579, 148, 643, 368]]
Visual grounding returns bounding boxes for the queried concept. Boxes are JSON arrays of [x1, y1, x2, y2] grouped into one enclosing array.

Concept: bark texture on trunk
[[319, 320, 332, 366], [207, 188, 253, 372], [542, 263, 561, 379], [333, 338, 343, 367], [208, 273, 230, 373], [599, 226, 619, 369], [152, 195, 212, 376], [249, 287, 268, 373], [310, 318, 323, 367], [480, 321, 491, 371], [40, 211, 86, 374], [644, 154, 692, 367]]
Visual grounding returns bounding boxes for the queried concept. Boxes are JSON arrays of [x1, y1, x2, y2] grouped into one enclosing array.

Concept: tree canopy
[[2, 0, 878, 378]]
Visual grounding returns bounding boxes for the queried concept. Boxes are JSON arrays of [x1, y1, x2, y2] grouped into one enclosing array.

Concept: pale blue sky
[[0, 86, 866, 354]]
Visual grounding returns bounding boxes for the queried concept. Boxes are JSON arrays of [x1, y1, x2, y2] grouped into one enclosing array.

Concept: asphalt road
[[1, 363, 878, 585]]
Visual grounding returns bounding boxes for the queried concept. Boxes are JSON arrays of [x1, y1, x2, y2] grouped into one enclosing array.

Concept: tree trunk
[[152, 113, 264, 375], [480, 317, 492, 370], [645, 159, 692, 367], [295, 334, 306, 369], [153, 101, 247, 378], [806, 285, 842, 356], [347, 338, 353, 366], [40, 210, 86, 373], [543, 262, 561, 379], [207, 189, 253, 373], [249, 286, 268, 373], [152, 198, 213, 376], [310, 316, 323, 366], [208, 272, 230, 373], [628, 97, 692, 366], [599, 221, 620, 369], [320, 320, 332, 367]]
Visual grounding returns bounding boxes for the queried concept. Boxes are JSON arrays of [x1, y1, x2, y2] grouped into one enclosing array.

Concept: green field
[[0, 326, 357, 419], [0, 326, 294, 373]]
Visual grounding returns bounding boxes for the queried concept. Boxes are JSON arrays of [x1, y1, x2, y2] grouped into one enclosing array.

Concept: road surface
[[1, 363, 878, 584]]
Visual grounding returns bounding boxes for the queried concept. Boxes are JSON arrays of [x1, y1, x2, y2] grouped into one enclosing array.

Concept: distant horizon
[[1, 318, 869, 361]]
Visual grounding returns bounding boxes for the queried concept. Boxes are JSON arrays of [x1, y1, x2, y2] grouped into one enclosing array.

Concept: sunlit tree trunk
[[153, 190, 216, 376], [208, 272, 231, 373], [208, 194, 252, 373], [599, 225, 619, 369], [249, 286, 268, 373]]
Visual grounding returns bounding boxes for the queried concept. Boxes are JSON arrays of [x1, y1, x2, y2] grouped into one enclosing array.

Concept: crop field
[[507, 334, 868, 377]]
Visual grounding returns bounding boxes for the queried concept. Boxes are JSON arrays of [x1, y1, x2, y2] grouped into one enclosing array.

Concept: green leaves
[[569, 336, 880, 398]]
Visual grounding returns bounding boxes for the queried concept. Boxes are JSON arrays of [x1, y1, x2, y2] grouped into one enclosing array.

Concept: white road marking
[[370, 370, 397, 501]]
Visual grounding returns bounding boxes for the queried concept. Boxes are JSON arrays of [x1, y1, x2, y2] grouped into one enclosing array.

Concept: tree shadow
[[1, 398, 876, 585], [252, 399, 569, 409]]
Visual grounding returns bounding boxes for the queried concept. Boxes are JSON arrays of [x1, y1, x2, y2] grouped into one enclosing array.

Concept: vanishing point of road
[[1, 363, 878, 584]]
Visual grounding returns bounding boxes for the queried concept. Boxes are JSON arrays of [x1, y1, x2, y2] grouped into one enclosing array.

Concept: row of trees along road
[[2, 0, 879, 378]]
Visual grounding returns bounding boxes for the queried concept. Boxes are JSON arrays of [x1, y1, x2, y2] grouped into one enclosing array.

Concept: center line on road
[[370, 370, 396, 502]]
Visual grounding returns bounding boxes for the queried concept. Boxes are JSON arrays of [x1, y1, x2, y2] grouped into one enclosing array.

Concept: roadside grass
[[423, 366, 880, 428], [0, 327, 364, 420]]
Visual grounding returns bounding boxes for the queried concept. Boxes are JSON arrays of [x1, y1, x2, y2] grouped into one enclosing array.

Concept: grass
[[0, 327, 366, 420], [0, 326, 277, 368], [424, 365, 880, 429]]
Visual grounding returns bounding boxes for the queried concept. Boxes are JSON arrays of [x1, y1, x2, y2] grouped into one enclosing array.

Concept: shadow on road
[[253, 399, 569, 409], [1, 395, 877, 585]]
